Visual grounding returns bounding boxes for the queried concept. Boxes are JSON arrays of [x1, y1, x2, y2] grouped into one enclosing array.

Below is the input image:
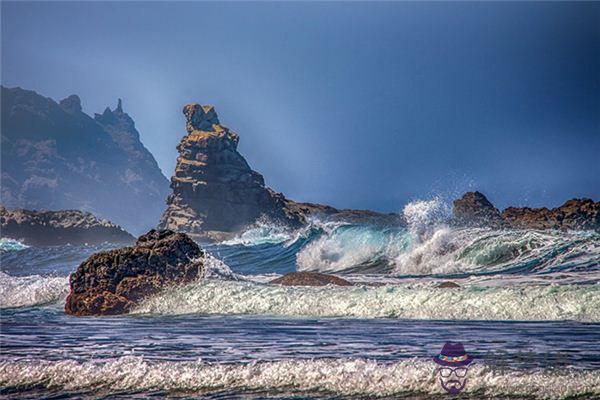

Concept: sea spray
[[133, 279, 600, 322], [0, 238, 29, 253], [1, 357, 598, 398], [0, 271, 69, 308]]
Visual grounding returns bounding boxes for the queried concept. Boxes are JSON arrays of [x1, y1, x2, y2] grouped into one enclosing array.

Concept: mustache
[[445, 379, 463, 387]]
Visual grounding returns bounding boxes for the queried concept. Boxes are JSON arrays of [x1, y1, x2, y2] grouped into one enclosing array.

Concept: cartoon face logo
[[433, 342, 473, 395]]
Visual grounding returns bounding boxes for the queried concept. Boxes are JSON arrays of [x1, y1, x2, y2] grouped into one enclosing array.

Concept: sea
[[1, 199, 599, 399]]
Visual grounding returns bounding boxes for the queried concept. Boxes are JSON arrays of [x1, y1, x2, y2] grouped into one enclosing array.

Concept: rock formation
[[159, 103, 306, 239], [1, 206, 135, 246], [65, 229, 205, 316], [159, 103, 403, 240], [453, 192, 599, 231], [502, 198, 599, 231], [270, 272, 353, 286], [452, 191, 505, 228], [1, 86, 170, 234]]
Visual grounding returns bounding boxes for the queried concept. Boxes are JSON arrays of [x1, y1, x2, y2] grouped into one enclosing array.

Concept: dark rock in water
[[452, 191, 599, 231], [436, 281, 461, 289], [502, 198, 599, 231], [1, 86, 170, 234], [0, 206, 135, 246], [159, 102, 403, 240], [452, 191, 505, 228], [65, 229, 205, 316], [270, 272, 353, 287]]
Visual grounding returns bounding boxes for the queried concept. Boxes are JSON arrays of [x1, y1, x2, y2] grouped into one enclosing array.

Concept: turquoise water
[[1, 207, 600, 398]]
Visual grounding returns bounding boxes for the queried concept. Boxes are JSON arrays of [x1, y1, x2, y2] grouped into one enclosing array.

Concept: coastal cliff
[[1, 86, 170, 234]]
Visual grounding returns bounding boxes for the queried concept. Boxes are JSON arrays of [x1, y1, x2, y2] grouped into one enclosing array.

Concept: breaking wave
[[218, 198, 600, 276], [0, 238, 29, 253], [1, 357, 598, 398], [0, 271, 69, 309], [133, 279, 600, 321]]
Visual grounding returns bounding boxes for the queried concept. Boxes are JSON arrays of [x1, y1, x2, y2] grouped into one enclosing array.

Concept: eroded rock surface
[[64, 229, 204, 316], [159, 102, 403, 240], [502, 198, 599, 231], [270, 272, 353, 287], [452, 191, 504, 228], [158, 104, 306, 239], [0, 206, 134, 246], [453, 192, 599, 231]]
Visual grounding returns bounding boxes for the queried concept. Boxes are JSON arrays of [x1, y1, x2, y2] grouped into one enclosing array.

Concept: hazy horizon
[[2, 1, 599, 212]]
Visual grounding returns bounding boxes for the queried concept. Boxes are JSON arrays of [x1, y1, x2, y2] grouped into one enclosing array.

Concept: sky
[[2, 1, 599, 212]]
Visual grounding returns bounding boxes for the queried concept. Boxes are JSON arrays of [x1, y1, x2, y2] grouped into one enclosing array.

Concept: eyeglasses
[[438, 367, 468, 378]]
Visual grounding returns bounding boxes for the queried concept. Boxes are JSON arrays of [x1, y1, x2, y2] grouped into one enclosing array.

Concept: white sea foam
[[222, 216, 308, 246], [133, 279, 600, 321], [0, 237, 29, 252], [296, 224, 409, 273], [0, 271, 69, 308], [1, 357, 598, 398]]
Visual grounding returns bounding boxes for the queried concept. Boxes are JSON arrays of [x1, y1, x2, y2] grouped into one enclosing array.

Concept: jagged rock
[[64, 229, 204, 316], [0, 206, 135, 246], [270, 272, 353, 287], [452, 191, 505, 228], [502, 198, 599, 231], [159, 102, 404, 240], [1, 86, 170, 234], [452, 192, 599, 231], [159, 103, 306, 238]]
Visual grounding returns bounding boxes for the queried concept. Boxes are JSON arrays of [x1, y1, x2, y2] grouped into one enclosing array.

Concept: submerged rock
[[436, 281, 461, 289], [64, 229, 205, 316], [452, 192, 599, 231], [270, 272, 353, 287], [0, 206, 135, 246]]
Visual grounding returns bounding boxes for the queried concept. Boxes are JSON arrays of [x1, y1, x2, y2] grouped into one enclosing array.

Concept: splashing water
[[0, 271, 69, 308], [132, 279, 600, 322], [0, 237, 29, 253], [1, 357, 598, 399]]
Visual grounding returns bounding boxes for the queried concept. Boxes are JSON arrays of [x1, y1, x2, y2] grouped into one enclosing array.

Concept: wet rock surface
[[0, 206, 135, 246], [270, 272, 353, 287], [64, 229, 205, 316]]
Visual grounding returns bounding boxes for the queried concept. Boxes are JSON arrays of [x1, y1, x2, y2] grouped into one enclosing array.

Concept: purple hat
[[433, 342, 473, 367]]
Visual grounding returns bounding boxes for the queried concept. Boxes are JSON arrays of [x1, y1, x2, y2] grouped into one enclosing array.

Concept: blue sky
[[2, 1, 599, 211]]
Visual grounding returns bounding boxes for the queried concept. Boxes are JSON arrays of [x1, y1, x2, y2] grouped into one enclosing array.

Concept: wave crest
[[0, 238, 29, 253], [0, 271, 69, 309], [1, 357, 598, 398], [133, 279, 600, 321]]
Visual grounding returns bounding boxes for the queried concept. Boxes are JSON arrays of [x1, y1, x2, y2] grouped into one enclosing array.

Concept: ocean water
[[1, 200, 600, 399]]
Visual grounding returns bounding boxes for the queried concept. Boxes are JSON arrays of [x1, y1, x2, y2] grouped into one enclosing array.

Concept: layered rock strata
[[159, 103, 403, 240]]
